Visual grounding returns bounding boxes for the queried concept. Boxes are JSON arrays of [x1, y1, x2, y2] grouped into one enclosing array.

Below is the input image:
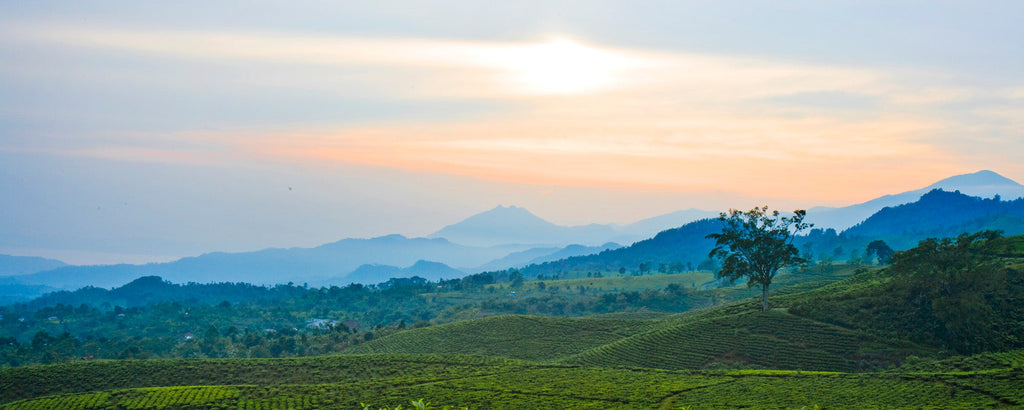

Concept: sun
[[500, 37, 635, 96]]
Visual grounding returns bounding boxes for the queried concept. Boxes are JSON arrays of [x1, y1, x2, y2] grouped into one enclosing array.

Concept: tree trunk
[[762, 282, 769, 312]]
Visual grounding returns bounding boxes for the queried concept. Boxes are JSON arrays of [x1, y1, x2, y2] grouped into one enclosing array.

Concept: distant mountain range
[[5, 235, 529, 290], [473, 243, 622, 272], [433, 170, 1024, 248], [2, 170, 1023, 303], [840, 188, 1024, 249], [520, 218, 724, 277], [805, 170, 1024, 231], [520, 188, 1024, 278], [0, 237, 623, 294], [428, 205, 717, 247], [0, 255, 66, 276]]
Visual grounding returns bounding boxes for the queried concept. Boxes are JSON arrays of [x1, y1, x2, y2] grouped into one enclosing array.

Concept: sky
[[2, 1, 1023, 265]]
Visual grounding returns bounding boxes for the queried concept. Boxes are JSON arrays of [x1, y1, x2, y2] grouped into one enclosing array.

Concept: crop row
[[0, 354, 522, 404], [564, 311, 866, 372], [3, 370, 1020, 409], [347, 315, 653, 362]]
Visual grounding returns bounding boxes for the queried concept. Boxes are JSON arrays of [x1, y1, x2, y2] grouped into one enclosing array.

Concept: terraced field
[[2, 354, 1021, 409], [346, 315, 658, 362], [562, 308, 913, 372]]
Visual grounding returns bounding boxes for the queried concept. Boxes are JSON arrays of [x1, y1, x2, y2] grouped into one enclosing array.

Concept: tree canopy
[[866, 240, 895, 264], [706, 207, 811, 311]]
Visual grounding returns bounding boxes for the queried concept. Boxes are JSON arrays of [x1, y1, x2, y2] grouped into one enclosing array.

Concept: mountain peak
[[429, 205, 619, 247], [806, 169, 1023, 231], [926, 170, 1023, 190], [483, 204, 535, 217], [429, 205, 558, 244]]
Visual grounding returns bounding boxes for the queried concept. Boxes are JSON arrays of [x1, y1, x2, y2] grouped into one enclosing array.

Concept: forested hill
[[841, 189, 1024, 250], [16, 276, 297, 311], [520, 218, 724, 277]]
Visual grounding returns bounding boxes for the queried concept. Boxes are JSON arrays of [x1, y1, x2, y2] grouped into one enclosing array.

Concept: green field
[[346, 315, 659, 362], [1, 353, 1021, 409]]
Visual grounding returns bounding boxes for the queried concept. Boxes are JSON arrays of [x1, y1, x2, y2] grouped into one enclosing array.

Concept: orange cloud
[[7, 24, 978, 204]]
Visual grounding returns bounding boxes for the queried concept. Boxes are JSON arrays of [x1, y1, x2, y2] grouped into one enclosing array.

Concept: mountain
[[341, 260, 465, 285], [615, 209, 720, 239], [9, 235, 529, 290], [471, 242, 622, 272], [471, 246, 562, 272], [0, 255, 67, 276], [527, 243, 622, 266], [839, 189, 1024, 250], [435, 171, 1022, 250], [807, 170, 1024, 231], [429, 205, 716, 249], [521, 188, 1024, 277], [521, 218, 724, 277], [429, 205, 618, 247]]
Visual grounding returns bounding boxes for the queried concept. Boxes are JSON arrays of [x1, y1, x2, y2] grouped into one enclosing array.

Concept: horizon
[[5, 173, 1021, 267], [2, 2, 1023, 265]]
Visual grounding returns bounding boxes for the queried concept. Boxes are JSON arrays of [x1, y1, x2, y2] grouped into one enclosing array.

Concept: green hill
[[349, 234, 1024, 372], [346, 315, 657, 362], [788, 232, 1024, 354], [562, 307, 916, 372]]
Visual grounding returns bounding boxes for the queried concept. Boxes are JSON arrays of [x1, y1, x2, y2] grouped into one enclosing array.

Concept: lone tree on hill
[[706, 207, 812, 312]]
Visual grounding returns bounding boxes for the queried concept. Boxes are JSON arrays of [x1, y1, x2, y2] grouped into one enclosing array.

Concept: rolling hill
[[348, 233, 1024, 371], [347, 315, 657, 362]]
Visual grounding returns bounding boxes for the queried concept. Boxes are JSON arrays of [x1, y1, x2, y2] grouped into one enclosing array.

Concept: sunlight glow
[[495, 38, 639, 95]]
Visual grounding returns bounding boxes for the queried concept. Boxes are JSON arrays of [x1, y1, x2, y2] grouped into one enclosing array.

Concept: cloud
[[0, 23, 995, 202]]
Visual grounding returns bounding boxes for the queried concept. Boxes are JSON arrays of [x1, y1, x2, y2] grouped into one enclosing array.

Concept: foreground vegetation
[[2, 352, 1022, 409]]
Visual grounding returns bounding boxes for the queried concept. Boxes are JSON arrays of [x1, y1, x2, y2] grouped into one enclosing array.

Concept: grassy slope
[[351, 265, 900, 372], [562, 301, 919, 372], [346, 315, 658, 362]]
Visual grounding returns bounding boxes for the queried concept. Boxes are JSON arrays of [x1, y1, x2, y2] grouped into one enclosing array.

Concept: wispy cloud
[[1, 23, 994, 201]]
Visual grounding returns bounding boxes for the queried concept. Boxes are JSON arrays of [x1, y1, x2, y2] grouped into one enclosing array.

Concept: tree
[[509, 270, 524, 289], [706, 207, 811, 311], [866, 240, 894, 264]]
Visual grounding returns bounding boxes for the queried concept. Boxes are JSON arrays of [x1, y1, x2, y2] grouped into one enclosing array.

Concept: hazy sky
[[2, 1, 1023, 264]]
